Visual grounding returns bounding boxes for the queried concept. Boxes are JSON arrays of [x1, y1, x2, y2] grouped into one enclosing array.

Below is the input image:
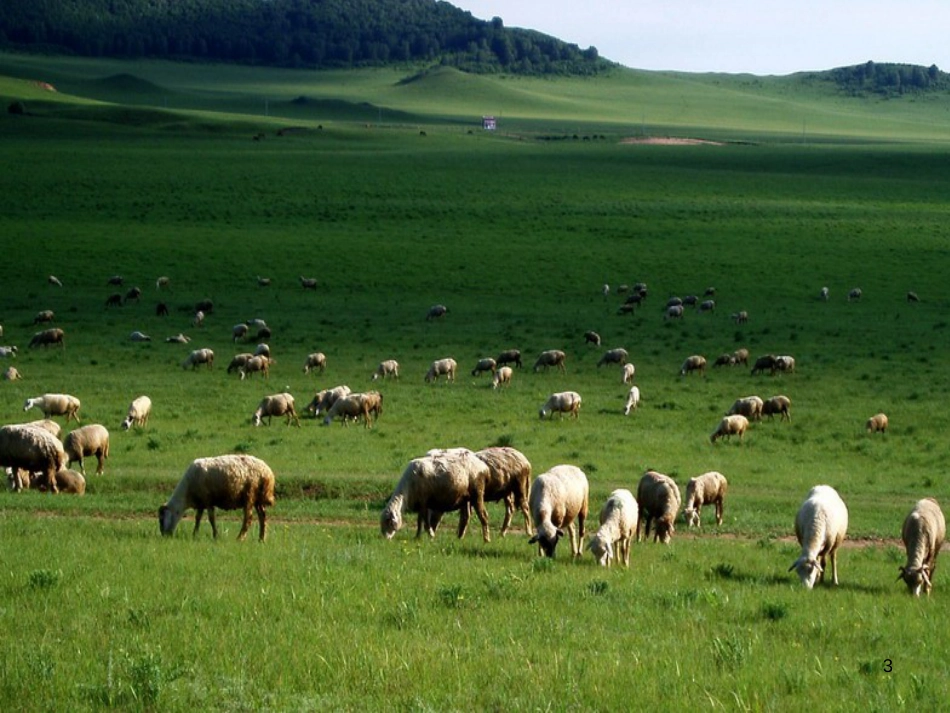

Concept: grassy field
[[2, 52, 950, 709]]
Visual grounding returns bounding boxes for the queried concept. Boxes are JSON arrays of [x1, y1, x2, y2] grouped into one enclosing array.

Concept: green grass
[[1, 52, 950, 709]]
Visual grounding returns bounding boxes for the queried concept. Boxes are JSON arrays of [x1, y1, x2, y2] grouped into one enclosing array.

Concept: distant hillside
[[807, 61, 950, 97], [0, 0, 611, 76]]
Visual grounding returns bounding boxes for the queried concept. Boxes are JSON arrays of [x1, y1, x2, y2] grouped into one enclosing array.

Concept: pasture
[[2, 53, 950, 709]]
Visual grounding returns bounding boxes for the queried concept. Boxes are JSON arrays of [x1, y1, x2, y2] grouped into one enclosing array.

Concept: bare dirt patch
[[621, 136, 725, 146]]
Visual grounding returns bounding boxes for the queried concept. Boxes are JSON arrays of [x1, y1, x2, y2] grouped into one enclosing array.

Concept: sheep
[[107, 275, 124, 286], [359, 390, 384, 425], [322, 392, 367, 427], [124, 286, 142, 303], [775, 355, 796, 373], [305, 385, 351, 416], [539, 391, 582, 420], [733, 348, 750, 367], [714, 353, 736, 367], [252, 393, 300, 427], [303, 352, 327, 375], [474, 446, 533, 536], [848, 287, 862, 301], [0, 345, 16, 358], [380, 449, 493, 542], [471, 358, 497, 377], [253, 343, 271, 359], [158, 454, 276, 542], [105, 293, 123, 308], [24, 393, 81, 423], [181, 348, 214, 370], [683, 471, 728, 528], [710, 414, 748, 443], [156, 302, 169, 317], [0, 424, 67, 493], [129, 331, 151, 342], [727, 395, 764, 421], [372, 359, 400, 380], [666, 296, 683, 308], [621, 363, 636, 384], [636, 470, 681, 544], [63, 424, 110, 476], [257, 276, 271, 287], [496, 349, 523, 369], [299, 276, 318, 290], [684, 295, 698, 307], [623, 386, 641, 415], [704, 286, 716, 296], [426, 304, 448, 320], [907, 291, 920, 303], [602, 284, 610, 298], [866, 412, 888, 433], [155, 276, 170, 290], [584, 330, 602, 346], [246, 318, 268, 332], [587, 489, 638, 567], [698, 299, 716, 313], [527, 464, 589, 558], [232, 323, 249, 342], [898, 498, 946, 597], [789, 485, 848, 588], [762, 395, 791, 421], [239, 355, 270, 380], [597, 348, 628, 368], [679, 355, 706, 376], [29, 328, 65, 349], [195, 299, 214, 314], [492, 366, 513, 389], [48, 275, 63, 287], [227, 353, 254, 374], [425, 357, 457, 383], [3, 366, 22, 381], [33, 309, 55, 324], [533, 349, 566, 373], [121, 395, 152, 430], [192, 310, 205, 328], [751, 354, 777, 376], [23, 419, 62, 439], [165, 333, 190, 344], [819, 286, 829, 301], [732, 310, 749, 324], [28, 468, 86, 495], [665, 304, 684, 320]]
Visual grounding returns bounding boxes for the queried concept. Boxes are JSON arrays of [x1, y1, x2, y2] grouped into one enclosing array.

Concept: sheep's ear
[[555, 529, 565, 539], [528, 535, 538, 545], [896, 567, 907, 582], [788, 559, 800, 573]]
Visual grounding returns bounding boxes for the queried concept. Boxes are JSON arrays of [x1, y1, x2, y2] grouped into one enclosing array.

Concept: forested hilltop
[[0, 0, 611, 75]]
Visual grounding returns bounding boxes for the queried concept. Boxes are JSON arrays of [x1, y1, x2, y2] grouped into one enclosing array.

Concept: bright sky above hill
[[459, 1, 950, 75]]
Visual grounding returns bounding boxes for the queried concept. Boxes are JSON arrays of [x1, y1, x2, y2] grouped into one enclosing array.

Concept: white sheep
[[684, 471, 728, 528], [492, 366, 513, 389], [300, 276, 318, 290], [587, 488, 638, 567], [533, 349, 566, 372], [29, 327, 65, 349], [33, 309, 55, 324], [322, 391, 382, 427], [121, 395, 152, 430], [227, 353, 254, 374], [426, 304, 448, 320], [623, 386, 641, 415], [252, 393, 300, 427], [48, 275, 63, 287], [636, 470, 681, 544], [63, 424, 110, 476], [3, 366, 22, 381], [698, 299, 716, 313], [789, 485, 849, 588], [0, 424, 67, 493], [303, 352, 327, 375], [474, 446, 533, 536], [253, 343, 271, 359], [158, 454, 276, 541], [129, 330, 151, 342], [23, 419, 62, 439], [305, 385, 351, 416], [597, 347, 628, 368], [425, 357, 457, 383], [820, 286, 829, 301], [165, 333, 191, 344], [762, 395, 791, 421], [866, 412, 888, 433], [710, 414, 749, 443], [155, 276, 170, 290], [232, 323, 249, 342], [239, 355, 270, 380], [372, 359, 399, 380], [29, 468, 86, 495], [775, 355, 796, 373], [539, 391, 582, 420], [192, 310, 205, 328], [496, 349, 523, 369], [732, 310, 749, 324], [621, 362, 636, 384], [471, 357, 497, 377], [665, 304, 684, 320], [0, 346, 18, 358], [848, 287, 862, 301], [727, 395, 764, 421], [181, 348, 214, 370], [898, 498, 946, 597], [527, 464, 589, 557], [680, 355, 706, 376], [24, 393, 81, 423], [584, 330, 602, 346]]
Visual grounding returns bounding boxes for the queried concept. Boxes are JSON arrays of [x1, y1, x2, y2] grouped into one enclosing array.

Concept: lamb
[[252, 393, 300, 427], [27, 468, 86, 494], [527, 464, 589, 557], [425, 304, 448, 320], [33, 309, 55, 324], [3, 366, 21, 381], [539, 391, 582, 420], [239, 355, 270, 380], [751, 354, 777, 375], [533, 349, 566, 372], [63, 424, 110, 475], [496, 349, 523, 369], [305, 385, 351, 416], [789, 485, 848, 588], [121, 395, 152, 430], [299, 276, 318, 290], [303, 352, 327, 375], [24, 393, 81, 423], [181, 348, 214, 370], [372, 359, 400, 380], [597, 348, 628, 367], [158, 454, 276, 541], [587, 489, 638, 567], [866, 412, 888, 433], [0, 345, 17, 358], [727, 395, 764, 421], [492, 366, 513, 389], [425, 357, 457, 383], [898, 498, 946, 597], [621, 363, 636, 384], [848, 287, 862, 301], [474, 446, 533, 536], [29, 328, 65, 349], [165, 333, 190, 344], [471, 357, 497, 377], [227, 353, 254, 374], [684, 471, 728, 527], [710, 414, 748, 443], [775, 355, 796, 373], [679, 355, 706, 376], [584, 330, 602, 346], [636, 470, 681, 544], [762, 395, 791, 421], [380, 449, 493, 542], [129, 331, 151, 342], [0, 424, 67, 493], [623, 386, 641, 415]]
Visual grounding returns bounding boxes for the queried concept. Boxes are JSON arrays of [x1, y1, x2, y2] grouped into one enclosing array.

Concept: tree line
[[830, 61, 948, 96]]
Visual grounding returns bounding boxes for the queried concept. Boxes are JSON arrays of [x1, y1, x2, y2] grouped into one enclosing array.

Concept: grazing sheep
[[597, 348, 628, 367], [623, 386, 641, 415], [165, 333, 190, 344], [239, 355, 270, 380], [0, 424, 67, 493], [584, 330, 602, 346], [698, 299, 716, 313], [425, 357, 457, 383], [246, 318, 268, 333], [381, 449, 493, 542], [24, 393, 81, 423], [192, 310, 205, 328], [155, 276, 170, 290], [303, 352, 327, 375], [0, 345, 17, 358], [29, 328, 65, 349], [496, 349, 523, 369], [158, 454, 276, 542], [533, 349, 566, 373], [848, 287, 862, 301], [728, 395, 764, 421], [710, 414, 749, 443], [321, 392, 367, 427], [527, 464, 589, 558], [602, 284, 610, 298], [107, 275, 124, 286], [899, 498, 946, 597], [762, 395, 791, 422], [733, 348, 750, 367], [475, 446, 533, 536], [684, 471, 728, 528], [704, 286, 716, 296], [471, 357, 497, 377], [63, 424, 110, 475], [621, 362, 636, 384], [539, 391, 582, 420], [105, 293, 123, 308], [684, 295, 698, 307], [587, 489, 638, 567], [426, 304, 448, 320], [907, 291, 920, 303], [866, 412, 888, 433], [33, 309, 55, 324], [305, 385, 351, 416], [636, 471, 681, 544], [775, 355, 796, 373], [819, 286, 829, 301], [48, 275, 63, 287], [227, 353, 254, 374], [23, 419, 62, 439], [789, 485, 848, 588], [3, 366, 22, 381], [359, 390, 384, 425], [372, 359, 400, 380], [129, 331, 151, 342], [257, 276, 271, 287], [195, 299, 214, 314], [28, 468, 86, 495], [124, 286, 142, 303], [679, 355, 706, 377], [665, 304, 684, 320], [666, 296, 683, 308], [252, 393, 300, 427], [299, 276, 318, 290], [156, 302, 169, 317], [714, 353, 736, 368], [732, 310, 749, 324], [492, 366, 513, 389], [751, 354, 777, 376], [232, 323, 249, 342], [121, 395, 152, 430], [252, 343, 271, 359], [181, 348, 214, 370]]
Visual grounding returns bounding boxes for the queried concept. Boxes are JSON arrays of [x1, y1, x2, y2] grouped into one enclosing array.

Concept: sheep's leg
[[256, 504, 267, 541], [76, 457, 86, 476], [568, 522, 579, 556], [193, 508, 205, 537], [472, 494, 491, 543], [716, 499, 724, 526], [576, 513, 585, 554], [456, 503, 471, 539], [46, 468, 58, 494], [829, 551, 839, 586], [96, 451, 105, 475], [237, 503, 253, 541]]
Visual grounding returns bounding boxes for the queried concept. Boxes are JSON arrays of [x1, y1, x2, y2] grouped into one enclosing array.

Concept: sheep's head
[[684, 507, 700, 528], [22, 398, 36, 412], [380, 508, 401, 539], [528, 525, 565, 558], [251, 411, 263, 427], [120, 416, 133, 431], [656, 519, 675, 544], [587, 536, 612, 567], [158, 504, 182, 536], [898, 565, 932, 597], [789, 556, 823, 589]]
